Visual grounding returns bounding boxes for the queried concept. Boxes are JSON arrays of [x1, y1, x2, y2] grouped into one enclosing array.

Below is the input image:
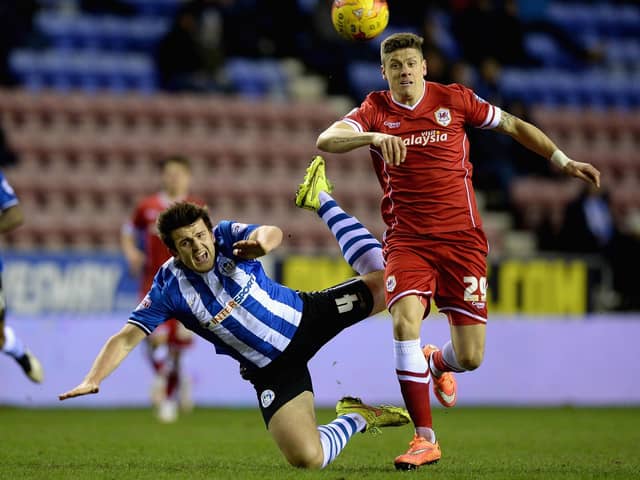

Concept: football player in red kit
[[316, 32, 600, 469]]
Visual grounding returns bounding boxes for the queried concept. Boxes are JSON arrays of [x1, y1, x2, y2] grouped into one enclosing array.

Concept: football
[[331, 0, 389, 41]]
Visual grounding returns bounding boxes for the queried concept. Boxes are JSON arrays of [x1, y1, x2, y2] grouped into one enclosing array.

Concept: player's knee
[[284, 445, 323, 469], [456, 350, 484, 371], [362, 270, 386, 315]]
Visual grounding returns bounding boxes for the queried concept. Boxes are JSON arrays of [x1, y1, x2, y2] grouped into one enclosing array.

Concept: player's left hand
[[59, 382, 99, 400], [232, 240, 266, 259], [564, 160, 601, 189]]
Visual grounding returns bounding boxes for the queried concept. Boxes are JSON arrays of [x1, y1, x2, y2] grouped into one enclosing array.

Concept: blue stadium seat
[[9, 48, 156, 94], [224, 58, 288, 98], [347, 61, 386, 102], [35, 11, 169, 53]]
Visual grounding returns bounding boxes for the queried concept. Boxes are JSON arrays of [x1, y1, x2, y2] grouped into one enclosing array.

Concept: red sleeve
[[343, 92, 386, 132], [453, 83, 501, 129]]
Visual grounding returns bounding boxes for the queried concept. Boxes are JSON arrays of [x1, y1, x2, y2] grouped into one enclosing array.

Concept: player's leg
[[147, 332, 168, 408], [269, 390, 410, 469], [162, 320, 194, 415], [431, 228, 489, 376], [268, 391, 326, 468], [384, 245, 442, 470], [449, 322, 486, 370], [1, 324, 44, 383], [296, 156, 384, 276], [0, 298, 44, 383], [389, 295, 442, 465]]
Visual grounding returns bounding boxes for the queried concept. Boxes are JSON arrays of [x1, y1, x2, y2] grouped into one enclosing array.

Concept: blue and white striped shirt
[[0, 171, 19, 273], [129, 220, 304, 368]]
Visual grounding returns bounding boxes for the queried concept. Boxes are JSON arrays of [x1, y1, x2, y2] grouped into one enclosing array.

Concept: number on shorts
[[463, 276, 487, 302], [335, 293, 359, 313]]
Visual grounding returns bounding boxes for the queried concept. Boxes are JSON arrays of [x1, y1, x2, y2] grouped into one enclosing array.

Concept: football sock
[[394, 339, 433, 437], [430, 340, 466, 376], [166, 370, 179, 398], [318, 415, 362, 468], [317, 192, 384, 275], [1, 325, 26, 359]]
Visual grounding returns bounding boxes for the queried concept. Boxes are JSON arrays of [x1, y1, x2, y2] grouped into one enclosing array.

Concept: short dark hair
[[380, 32, 424, 64], [157, 201, 213, 251], [161, 155, 191, 171]]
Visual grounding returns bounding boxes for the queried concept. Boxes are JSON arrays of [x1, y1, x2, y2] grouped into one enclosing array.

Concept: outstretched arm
[[59, 323, 146, 400], [232, 225, 283, 259], [493, 110, 601, 188], [316, 121, 407, 166], [0, 204, 24, 234]]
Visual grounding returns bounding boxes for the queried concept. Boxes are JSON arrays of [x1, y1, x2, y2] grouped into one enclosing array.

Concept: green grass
[[1, 406, 639, 479]]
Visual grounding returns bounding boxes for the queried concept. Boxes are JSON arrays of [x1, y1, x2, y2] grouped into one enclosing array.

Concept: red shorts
[[150, 319, 194, 348], [383, 228, 489, 325]]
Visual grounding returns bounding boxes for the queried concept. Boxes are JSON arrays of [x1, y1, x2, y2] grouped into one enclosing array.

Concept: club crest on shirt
[[434, 107, 451, 127], [217, 255, 236, 276], [386, 275, 396, 292], [260, 389, 275, 408], [231, 222, 248, 235], [135, 295, 152, 311]]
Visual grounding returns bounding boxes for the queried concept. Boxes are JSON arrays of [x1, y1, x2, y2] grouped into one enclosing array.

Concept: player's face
[[382, 48, 426, 104], [163, 162, 191, 198], [171, 218, 216, 273]]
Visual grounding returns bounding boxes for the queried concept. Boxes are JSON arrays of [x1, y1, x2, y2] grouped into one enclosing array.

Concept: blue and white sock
[[2, 325, 26, 359], [317, 191, 384, 275], [317, 414, 364, 468]]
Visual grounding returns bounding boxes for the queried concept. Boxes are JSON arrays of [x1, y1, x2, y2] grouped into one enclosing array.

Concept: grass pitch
[[1, 406, 639, 479]]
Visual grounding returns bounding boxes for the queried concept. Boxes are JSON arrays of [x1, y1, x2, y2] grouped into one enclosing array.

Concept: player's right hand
[[58, 382, 99, 400], [563, 160, 601, 189], [372, 133, 406, 166]]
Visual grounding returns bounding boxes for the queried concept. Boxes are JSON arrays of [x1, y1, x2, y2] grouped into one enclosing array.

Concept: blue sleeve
[[0, 172, 19, 211], [128, 276, 174, 334], [213, 221, 259, 257]]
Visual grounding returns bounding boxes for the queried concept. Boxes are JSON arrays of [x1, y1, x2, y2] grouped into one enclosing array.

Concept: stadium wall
[[2, 312, 639, 408]]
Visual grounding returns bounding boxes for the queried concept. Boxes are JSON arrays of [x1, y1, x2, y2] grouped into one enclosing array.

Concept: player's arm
[[0, 204, 24, 234], [120, 224, 145, 276], [493, 110, 600, 188], [58, 323, 146, 400], [232, 225, 283, 259], [317, 121, 407, 166]]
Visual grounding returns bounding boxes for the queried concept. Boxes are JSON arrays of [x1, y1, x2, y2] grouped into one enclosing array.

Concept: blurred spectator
[[302, 0, 373, 97], [155, 0, 231, 93], [512, 0, 605, 65], [451, 0, 603, 69], [79, 0, 136, 16], [0, 126, 18, 168], [556, 185, 640, 311], [221, 0, 307, 58], [0, 0, 40, 86]]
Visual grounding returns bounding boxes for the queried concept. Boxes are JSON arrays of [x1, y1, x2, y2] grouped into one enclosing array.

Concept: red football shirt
[[127, 192, 205, 295], [343, 81, 501, 236]]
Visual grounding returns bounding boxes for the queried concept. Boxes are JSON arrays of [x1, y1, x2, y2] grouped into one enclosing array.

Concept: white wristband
[[550, 149, 570, 168]]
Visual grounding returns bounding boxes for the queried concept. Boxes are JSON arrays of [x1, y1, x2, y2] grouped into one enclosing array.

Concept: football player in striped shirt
[[60, 157, 410, 469]]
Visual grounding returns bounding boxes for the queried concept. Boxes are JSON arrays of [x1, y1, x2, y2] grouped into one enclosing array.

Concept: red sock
[[397, 369, 432, 428], [166, 371, 179, 397]]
